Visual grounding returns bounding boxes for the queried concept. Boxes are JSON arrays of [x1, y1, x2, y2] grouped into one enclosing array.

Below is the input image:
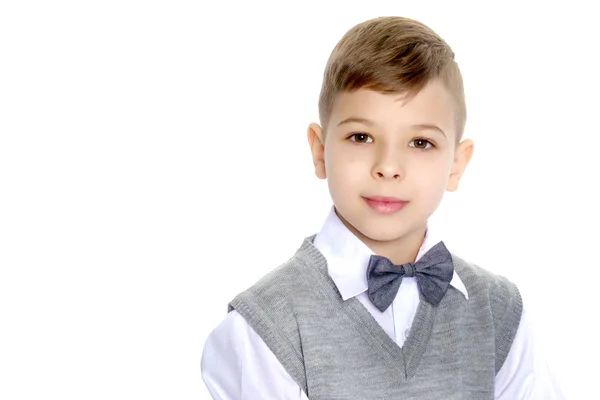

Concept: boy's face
[[308, 78, 473, 248]]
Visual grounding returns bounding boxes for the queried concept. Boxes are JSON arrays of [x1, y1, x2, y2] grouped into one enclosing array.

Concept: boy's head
[[307, 16, 474, 250]]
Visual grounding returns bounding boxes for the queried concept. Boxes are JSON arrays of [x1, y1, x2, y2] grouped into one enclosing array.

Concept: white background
[[1, 1, 598, 399]]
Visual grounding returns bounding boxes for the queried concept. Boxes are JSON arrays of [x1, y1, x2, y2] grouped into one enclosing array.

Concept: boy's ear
[[446, 139, 475, 192], [307, 123, 327, 180]]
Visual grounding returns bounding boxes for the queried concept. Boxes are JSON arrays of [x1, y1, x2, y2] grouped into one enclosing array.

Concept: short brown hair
[[318, 16, 466, 143]]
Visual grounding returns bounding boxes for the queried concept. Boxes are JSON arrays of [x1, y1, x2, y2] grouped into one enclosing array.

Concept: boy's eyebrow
[[337, 117, 376, 127], [337, 117, 446, 138], [411, 124, 447, 138]]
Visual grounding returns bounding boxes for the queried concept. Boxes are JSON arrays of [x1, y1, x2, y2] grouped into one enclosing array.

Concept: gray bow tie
[[366, 241, 454, 312]]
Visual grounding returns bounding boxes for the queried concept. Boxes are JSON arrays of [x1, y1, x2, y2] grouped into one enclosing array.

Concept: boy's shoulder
[[227, 235, 319, 312], [451, 252, 522, 305]]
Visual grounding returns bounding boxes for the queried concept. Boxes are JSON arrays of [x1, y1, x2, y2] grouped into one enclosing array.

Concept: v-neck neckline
[[300, 234, 438, 381], [343, 289, 437, 380]]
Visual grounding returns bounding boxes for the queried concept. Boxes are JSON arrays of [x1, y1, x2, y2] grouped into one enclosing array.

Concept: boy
[[201, 16, 563, 399]]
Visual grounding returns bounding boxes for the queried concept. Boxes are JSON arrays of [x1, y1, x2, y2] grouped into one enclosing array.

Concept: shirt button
[[404, 328, 410, 338]]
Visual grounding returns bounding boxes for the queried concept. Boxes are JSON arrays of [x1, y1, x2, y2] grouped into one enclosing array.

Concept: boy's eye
[[410, 138, 434, 150], [349, 133, 373, 143]]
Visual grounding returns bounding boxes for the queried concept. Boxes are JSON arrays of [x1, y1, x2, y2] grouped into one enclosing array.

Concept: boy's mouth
[[363, 196, 408, 215], [364, 196, 405, 203]]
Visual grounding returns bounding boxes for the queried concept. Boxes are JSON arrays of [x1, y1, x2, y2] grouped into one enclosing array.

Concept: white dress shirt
[[201, 206, 564, 399]]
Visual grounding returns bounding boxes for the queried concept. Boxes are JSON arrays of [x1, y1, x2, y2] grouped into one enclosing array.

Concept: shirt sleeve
[[495, 304, 565, 399], [201, 310, 308, 400]]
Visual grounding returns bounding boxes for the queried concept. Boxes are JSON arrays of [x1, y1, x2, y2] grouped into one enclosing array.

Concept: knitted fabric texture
[[228, 234, 523, 400]]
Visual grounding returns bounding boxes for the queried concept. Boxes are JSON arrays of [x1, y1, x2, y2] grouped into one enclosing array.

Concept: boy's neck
[[363, 227, 427, 266], [335, 209, 427, 265]]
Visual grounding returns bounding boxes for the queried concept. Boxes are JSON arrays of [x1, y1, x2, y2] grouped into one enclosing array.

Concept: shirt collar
[[313, 205, 469, 301]]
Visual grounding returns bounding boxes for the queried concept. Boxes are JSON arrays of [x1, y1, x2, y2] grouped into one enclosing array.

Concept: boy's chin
[[335, 204, 428, 242], [349, 218, 423, 243]]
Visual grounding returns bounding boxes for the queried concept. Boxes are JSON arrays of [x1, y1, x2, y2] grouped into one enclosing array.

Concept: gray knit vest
[[228, 234, 523, 400]]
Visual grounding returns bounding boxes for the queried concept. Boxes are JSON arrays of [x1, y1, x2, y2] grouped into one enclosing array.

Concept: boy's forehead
[[329, 80, 457, 134]]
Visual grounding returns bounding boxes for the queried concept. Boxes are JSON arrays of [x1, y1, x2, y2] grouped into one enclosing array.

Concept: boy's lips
[[363, 196, 408, 214], [364, 196, 406, 203]]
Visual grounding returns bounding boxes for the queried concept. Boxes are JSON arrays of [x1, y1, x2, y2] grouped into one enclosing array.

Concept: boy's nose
[[374, 169, 401, 180], [372, 153, 404, 181]]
